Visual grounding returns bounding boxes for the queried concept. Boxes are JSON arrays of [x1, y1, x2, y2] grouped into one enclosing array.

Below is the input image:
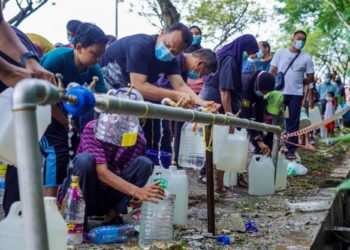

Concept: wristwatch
[[19, 51, 39, 67]]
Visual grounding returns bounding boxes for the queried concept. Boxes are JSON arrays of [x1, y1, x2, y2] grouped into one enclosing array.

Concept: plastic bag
[[287, 161, 308, 176]]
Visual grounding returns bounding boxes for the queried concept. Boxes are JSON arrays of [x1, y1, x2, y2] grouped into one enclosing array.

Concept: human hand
[[25, 59, 56, 84], [175, 93, 195, 109], [229, 125, 235, 134], [202, 101, 221, 113], [135, 181, 165, 203], [257, 141, 271, 156]]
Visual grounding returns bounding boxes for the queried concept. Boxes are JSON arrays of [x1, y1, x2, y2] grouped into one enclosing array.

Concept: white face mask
[[326, 96, 333, 102]]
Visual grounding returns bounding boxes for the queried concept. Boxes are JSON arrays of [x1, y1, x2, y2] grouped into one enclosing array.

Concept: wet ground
[[2, 137, 350, 249]]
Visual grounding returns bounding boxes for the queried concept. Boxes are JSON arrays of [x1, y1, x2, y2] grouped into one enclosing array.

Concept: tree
[[2, 0, 49, 27], [128, 0, 266, 50], [275, 0, 350, 81]]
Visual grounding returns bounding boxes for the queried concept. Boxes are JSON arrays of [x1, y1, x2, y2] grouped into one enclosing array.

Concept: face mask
[[326, 96, 333, 102], [187, 71, 200, 80], [192, 35, 202, 45], [155, 41, 175, 62], [68, 37, 74, 44], [256, 50, 264, 59], [294, 40, 305, 50], [325, 77, 331, 84], [242, 51, 248, 61], [247, 57, 256, 62], [255, 90, 264, 97]]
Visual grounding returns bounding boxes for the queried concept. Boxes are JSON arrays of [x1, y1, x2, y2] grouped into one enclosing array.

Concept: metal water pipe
[[12, 79, 60, 250]]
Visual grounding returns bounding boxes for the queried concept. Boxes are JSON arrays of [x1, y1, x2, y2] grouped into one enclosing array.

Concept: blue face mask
[[187, 71, 200, 80], [192, 35, 202, 45], [68, 37, 74, 44], [256, 50, 264, 59], [255, 90, 264, 97], [155, 41, 175, 62], [294, 40, 305, 50]]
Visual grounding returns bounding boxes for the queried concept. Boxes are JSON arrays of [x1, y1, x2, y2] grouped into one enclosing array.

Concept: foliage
[[128, 0, 266, 50], [275, 0, 350, 81]]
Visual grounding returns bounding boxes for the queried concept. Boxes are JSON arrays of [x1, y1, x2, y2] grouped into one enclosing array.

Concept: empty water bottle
[[138, 178, 175, 249], [178, 122, 205, 169], [85, 225, 134, 244], [0, 163, 6, 205], [62, 176, 85, 245]]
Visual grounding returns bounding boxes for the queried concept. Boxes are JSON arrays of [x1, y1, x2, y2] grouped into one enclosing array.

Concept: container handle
[[7, 201, 22, 219]]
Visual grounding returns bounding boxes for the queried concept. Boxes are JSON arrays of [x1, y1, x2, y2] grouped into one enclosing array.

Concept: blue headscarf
[[216, 34, 259, 67]]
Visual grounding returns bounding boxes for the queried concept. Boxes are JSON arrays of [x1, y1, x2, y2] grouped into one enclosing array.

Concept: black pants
[[3, 165, 19, 216], [58, 153, 153, 216], [284, 95, 303, 154]]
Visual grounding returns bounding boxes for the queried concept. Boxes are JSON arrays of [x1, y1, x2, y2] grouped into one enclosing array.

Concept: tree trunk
[[156, 0, 180, 27]]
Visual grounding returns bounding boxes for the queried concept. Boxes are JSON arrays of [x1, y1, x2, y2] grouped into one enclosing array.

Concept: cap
[[265, 91, 284, 115]]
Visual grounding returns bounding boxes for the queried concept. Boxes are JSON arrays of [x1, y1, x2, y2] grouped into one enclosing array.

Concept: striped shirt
[[77, 120, 146, 176]]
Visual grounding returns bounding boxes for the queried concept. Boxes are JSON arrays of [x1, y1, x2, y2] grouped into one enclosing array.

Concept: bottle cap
[[152, 178, 168, 190]]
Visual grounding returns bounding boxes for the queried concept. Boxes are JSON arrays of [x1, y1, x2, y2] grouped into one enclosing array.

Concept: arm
[[220, 89, 232, 113], [269, 65, 278, 76], [302, 84, 309, 107], [130, 72, 195, 108], [0, 57, 34, 86], [96, 164, 163, 202], [303, 73, 315, 85]]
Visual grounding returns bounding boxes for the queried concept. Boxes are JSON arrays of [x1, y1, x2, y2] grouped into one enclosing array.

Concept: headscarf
[[215, 34, 258, 90], [216, 34, 259, 67]]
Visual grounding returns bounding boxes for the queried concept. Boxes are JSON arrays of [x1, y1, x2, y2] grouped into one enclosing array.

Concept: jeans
[[284, 95, 304, 154]]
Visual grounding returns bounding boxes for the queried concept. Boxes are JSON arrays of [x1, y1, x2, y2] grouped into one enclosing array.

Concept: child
[[324, 91, 335, 140], [39, 22, 108, 197]]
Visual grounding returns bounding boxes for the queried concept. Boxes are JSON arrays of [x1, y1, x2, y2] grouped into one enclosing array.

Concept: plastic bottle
[[178, 122, 205, 169], [275, 152, 288, 191], [0, 163, 7, 205], [167, 166, 189, 226], [62, 176, 85, 245], [138, 178, 175, 249], [85, 225, 134, 244]]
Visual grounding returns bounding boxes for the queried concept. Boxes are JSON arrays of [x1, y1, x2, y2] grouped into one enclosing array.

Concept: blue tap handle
[[63, 86, 95, 116]]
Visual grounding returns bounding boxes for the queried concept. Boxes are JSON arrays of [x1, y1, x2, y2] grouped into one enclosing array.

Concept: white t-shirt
[[271, 48, 314, 96]]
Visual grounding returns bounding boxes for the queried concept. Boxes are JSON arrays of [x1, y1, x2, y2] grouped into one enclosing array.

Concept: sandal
[[215, 188, 238, 199], [197, 175, 207, 185], [237, 174, 248, 188]]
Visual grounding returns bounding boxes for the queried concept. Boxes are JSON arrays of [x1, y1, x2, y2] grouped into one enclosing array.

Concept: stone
[[217, 213, 246, 232]]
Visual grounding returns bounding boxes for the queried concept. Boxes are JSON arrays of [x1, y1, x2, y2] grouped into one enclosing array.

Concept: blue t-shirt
[[101, 34, 180, 84], [255, 59, 272, 72], [317, 82, 337, 101], [40, 47, 106, 92]]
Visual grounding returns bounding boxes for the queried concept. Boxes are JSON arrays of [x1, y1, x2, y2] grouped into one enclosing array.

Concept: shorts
[[40, 120, 79, 188], [325, 121, 335, 130]]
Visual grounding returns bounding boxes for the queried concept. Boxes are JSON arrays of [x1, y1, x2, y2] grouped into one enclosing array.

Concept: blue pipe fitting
[[63, 86, 95, 116]]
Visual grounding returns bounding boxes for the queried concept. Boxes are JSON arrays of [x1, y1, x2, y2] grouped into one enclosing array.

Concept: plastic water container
[[223, 171, 237, 188], [139, 178, 175, 249], [0, 88, 51, 165], [0, 163, 6, 205], [146, 150, 172, 169], [216, 129, 249, 172], [213, 125, 229, 164], [309, 106, 322, 125], [178, 122, 205, 169], [0, 197, 67, 250], [275, 152, 288, 191], [299, 108, 311, 129], [167, 166, 189, 226], [248, 155, 275, 196]]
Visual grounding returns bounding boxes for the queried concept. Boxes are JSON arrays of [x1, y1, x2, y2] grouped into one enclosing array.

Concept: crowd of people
[[1, 0, 347, 232]]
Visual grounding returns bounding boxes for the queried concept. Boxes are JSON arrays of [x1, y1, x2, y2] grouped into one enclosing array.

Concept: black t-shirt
[[202, 56, 241, 113], [101, 34, 180, 84], [0, 27, 37, 92]]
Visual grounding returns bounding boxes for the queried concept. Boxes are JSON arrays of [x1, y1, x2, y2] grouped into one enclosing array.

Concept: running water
[[67, 114, 75, 174]]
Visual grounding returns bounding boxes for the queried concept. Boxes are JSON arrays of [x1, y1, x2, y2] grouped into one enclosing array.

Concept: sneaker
[[285, 152, 297, 161]]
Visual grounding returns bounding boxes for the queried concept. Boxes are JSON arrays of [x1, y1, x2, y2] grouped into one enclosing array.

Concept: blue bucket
[[146, 149, 172, 169]]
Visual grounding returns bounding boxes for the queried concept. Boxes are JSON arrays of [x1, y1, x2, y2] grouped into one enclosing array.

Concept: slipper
[[197, 175, 207, 185], [215, 188, 238, 199], [237, 174, 248, 188]]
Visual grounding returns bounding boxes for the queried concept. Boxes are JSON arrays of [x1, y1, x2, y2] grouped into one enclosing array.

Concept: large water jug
[[0, 197, 67, 250], [178, 122, 205, 169], [248, 155, 275, 196], [0, 88, 51, 165], [167, 166, 189, 226], [139, 178, 175, 249], [309, 106, 322, 125], [299, 108, 311, 129], [213, 125, 229, 164], [216, 129, 249, 172], [275, 152, 288, 191], [223, 171, 237, 188]]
